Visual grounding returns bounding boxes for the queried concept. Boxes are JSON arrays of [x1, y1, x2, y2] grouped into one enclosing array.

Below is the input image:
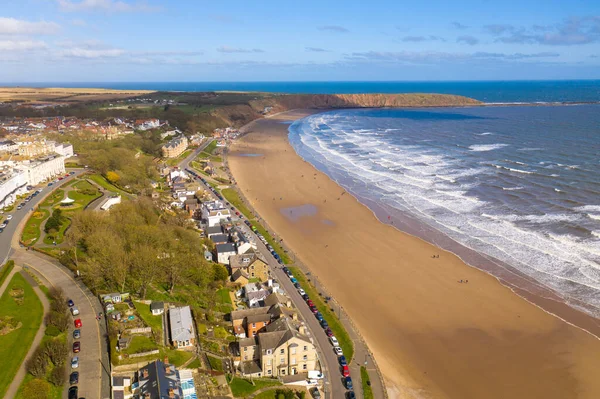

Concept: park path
[[0, 263, 19, 297], [2, 267, 50, 399]]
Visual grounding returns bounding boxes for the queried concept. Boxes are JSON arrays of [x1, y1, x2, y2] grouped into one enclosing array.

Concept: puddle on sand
[[280, 204, 317, 222], [321, 219, 335, 226], [237, 153, 263, 157]]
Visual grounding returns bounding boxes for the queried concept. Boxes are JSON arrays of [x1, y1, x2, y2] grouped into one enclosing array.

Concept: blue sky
[[1, 0, 600, 81]]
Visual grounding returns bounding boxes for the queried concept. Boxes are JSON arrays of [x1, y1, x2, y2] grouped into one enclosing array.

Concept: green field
[[228, 377, 281, 398], [0, 261, 15, 287], [288, 266, 354, 362], [0, 273, 44, 398], [361, 366, 374, 399], [134, 301, 163, 342], [21, 209, 50, 246]]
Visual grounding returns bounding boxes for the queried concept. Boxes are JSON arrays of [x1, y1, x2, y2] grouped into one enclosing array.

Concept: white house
[[24, 156, 66, 185], [150, 301, 164, 315], [0, 169, 28, 208], [169, 306, 195, 348], [202, 200, 231, 227], [54, 143, 74, 157], [216, 243, 237, 265]]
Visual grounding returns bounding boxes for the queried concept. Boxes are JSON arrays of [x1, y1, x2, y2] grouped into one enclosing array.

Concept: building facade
[[162, 135, 189, 158]]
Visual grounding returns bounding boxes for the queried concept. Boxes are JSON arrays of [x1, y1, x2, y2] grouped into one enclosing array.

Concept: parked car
[[315, 312, 324, 322], [298, 288, 306, 296], [70, 171, 76, 175], [330, 336, 340, 347], [320, 320, 329, 329], [68, 299, 74, 307], [302, 294, 310, 301], [345, 377, 353, 390], [346, 392, 356, 399], [334, 346, 344, 356], [325, 327, 333, 337], [342, 365, 350, 377], [6, 215, 12, 220], [68, 386, 78, 399], [73, 341, 80, 353], [70, 306, 79, 316], [307, 299, 314, 306], [0, 223, 6, 229], [310, 306, 318, 314], [294, 282, 301, 289], [73, 329, 80, 339], [70, 371, 79, 385], [309, 387, 321, 399], [71, 357, 79, 369], [339, 355, 347, 366], [48, 182, 53, 186], [74, 319, 82, 328]]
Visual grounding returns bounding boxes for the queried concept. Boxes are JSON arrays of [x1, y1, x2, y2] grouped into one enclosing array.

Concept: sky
[[1, 0, 600, 82]]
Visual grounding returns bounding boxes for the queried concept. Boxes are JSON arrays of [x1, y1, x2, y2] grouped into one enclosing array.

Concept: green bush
[[45, 325, 61, 337]]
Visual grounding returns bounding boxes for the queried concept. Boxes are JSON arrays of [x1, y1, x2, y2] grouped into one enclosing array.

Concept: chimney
[[164, 356, 169, 365], [168, 388, 175, 398], [299, 323, 307, 335], [142, 368, 149, 379]]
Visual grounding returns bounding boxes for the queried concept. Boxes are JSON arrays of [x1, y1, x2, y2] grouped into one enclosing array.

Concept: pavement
[[179, 149, 349, 399], [0, 169, 111, 399]]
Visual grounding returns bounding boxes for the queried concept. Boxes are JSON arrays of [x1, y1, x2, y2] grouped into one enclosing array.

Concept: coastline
[[229, 109, 600, 398]]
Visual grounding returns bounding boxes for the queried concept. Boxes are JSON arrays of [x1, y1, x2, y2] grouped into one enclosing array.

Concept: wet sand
[[229, 109, 600, 399]]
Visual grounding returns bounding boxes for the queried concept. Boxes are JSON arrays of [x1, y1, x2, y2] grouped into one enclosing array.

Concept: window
[[252, 323, 256, 328], [280, 357, 285, 364], [303, 355, 307, 360], [291, 348, 296, 355], [266, 349, 272, 355], [303, 346, 308, 351], [281, 370, 286, 375], [267, 370, 272, 375], [303, 364, 307, 370], [267, 359, 271, 366], [280, 349, 285, 354]]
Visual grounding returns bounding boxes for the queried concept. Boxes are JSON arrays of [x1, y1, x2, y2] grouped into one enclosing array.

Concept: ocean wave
[[502, 186, 524, 191], [517, 147, 543, 151], [493, 164, 533, 174], [469, 143, 509, 152], [477, 132, 494, 136]]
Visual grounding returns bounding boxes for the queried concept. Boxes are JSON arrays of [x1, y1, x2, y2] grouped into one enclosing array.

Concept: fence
[[129, 349, 159, 358], [126, 327, 152, 335]]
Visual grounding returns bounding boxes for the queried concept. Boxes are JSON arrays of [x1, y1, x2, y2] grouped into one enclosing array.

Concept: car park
[[74, 319, 82, 328], [68, 386, 78, 399], [342, 365, 350, 377], [345, 377, 353, 390], [334, 346, 343, 356], [73, 341, 80, 353], [73, 329, 80, 339], [70, 371, 79, 385]]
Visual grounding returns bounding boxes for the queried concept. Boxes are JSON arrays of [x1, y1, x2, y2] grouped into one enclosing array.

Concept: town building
[[162, 135, 189, 158], [132, 359, 197, 399], [169, 306, 196, 348], [201, 200, 231, 227], [150, 301, 164, 315], [216, 243, 237, 265], [229, 250, 270, 282], [24, 155, 66, 185]]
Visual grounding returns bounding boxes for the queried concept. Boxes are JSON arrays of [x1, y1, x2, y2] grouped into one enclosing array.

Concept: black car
[[302, 293, 310, 301], [346, 392, 356, 399], [294, 282, 301, 289], [70, 371, 79, 385], [68, 386, 78, 399]]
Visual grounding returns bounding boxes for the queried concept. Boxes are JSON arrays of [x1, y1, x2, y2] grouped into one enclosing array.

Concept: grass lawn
[[228, 377, 281, 398], [134, 301, 163, 342], [124, 336, 158, 355], [204, 140, 217, 155], [164, 349, 193, 367], [186, 357, 202, 369], [166, 149, 193, 166], [0, 273, 44, 398], [0, 261, 15, 287], [207, 355, 223, 371], [39, 189, 65, 208], [216, 288, 232, 306], [361, 366, 374, 399], [88, 174, 130, 197], [43, 218, 71, 246], [21, 209, 50, 246], [288, 266, 354, 362]]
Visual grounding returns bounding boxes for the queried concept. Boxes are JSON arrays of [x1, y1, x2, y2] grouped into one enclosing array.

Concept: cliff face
[[210, 93, 481, 128]]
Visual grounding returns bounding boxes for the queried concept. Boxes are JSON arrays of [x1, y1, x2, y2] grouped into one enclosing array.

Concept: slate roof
[[138, 360, 182, 399], [169, 306, 195, 343], [216, 243, 236, 253]]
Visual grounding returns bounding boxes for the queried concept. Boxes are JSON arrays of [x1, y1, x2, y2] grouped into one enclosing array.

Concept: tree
[[45, 311, 70, 332], [106, 170, 121, 184], [26, 347, 48, 378], [212, 263, 229, 283], [21, 378, 50, 399], [44, 338, 69, 367], [45, 209, 64, 233], [48, 364, 66, 386]]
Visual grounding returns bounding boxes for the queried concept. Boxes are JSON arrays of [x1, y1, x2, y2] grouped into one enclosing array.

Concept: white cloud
[[57, 0, 161, 13], [71, 19, 87, 26], [59, 47, 126, 58], [0, 40, 47, 51], [0, 17, 60, 35], [217, 46, 264, 53]]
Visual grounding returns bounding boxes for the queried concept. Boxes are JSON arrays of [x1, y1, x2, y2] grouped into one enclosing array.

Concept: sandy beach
[[228, 109, 600, 399]]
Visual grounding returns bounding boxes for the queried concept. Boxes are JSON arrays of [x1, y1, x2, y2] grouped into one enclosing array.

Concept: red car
[[307, 299, 314, 307], [325, 327, 334, 337], [342, 365, 350, 377], [310, 305, 318, 314], [73, 341, 80, 353], [74, 319, 82, 328], [58, 177, 64, 180]]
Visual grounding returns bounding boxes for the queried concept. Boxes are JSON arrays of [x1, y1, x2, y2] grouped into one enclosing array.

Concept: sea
[[5, 80, 600, 103], [289, 104, 600, 318]]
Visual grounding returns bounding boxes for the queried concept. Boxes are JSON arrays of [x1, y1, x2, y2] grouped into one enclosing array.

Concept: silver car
[[71, 357, 79, 369]]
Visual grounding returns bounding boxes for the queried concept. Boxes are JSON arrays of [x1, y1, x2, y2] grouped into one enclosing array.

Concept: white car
[[334, 346, 343, 356], [329, 336, 340, 347], [298, 288, 306, 296], [0, 223, 6, 229], [6, 215, 12, 220], [71, 357, 79, 369]]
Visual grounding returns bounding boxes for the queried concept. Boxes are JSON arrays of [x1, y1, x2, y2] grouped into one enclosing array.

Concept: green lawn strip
[[72, 179, 95, 191], [0, 260, 15, 287], [361, 366, 374, 399], [21, 208, 50, 245], [166, 149, 193, 167], [186, 357, 201, 369], [134, 301, 163, 342], [228, 377, 282, 398], [164, 349, 193, 367], [88, 174, 130, 197], [204, 140, 217, 155], [216, 288, 232, 306], [288, 266, 354, 362], [0, 273, 44, 398], [123, 336, 158, 355], [39, 189, 65, 208], [207, 355, 223, 371]]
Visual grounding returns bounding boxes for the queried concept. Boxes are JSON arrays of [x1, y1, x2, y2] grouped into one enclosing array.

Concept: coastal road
[[0, 169, 111, 399], [178, 153, 348, 399]]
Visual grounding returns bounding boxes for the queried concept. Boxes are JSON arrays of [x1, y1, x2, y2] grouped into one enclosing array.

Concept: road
[[179, 147, 348, 399], [0, 170, 111, 399]]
